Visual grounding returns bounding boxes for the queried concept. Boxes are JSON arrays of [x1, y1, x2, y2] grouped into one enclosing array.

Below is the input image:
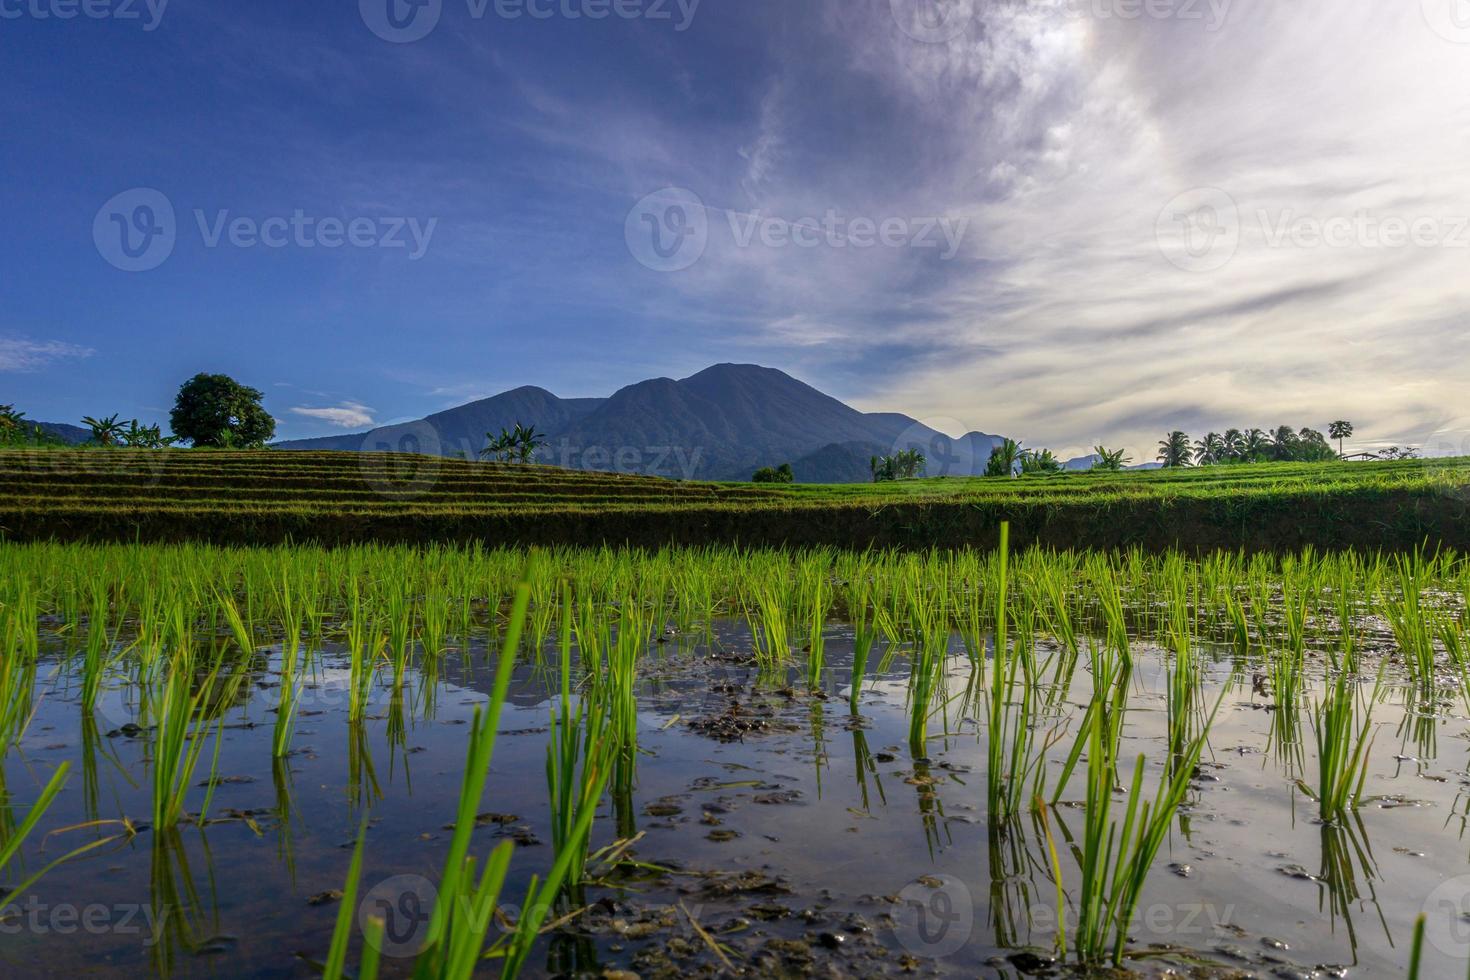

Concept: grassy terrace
[[1, 449, 1467, 551]]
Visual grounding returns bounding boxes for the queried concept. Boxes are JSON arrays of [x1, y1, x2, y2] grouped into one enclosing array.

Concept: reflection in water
[[1316, 813, 1389, 965], [150, 828, 223, 977], [348, 722, 381, 812]]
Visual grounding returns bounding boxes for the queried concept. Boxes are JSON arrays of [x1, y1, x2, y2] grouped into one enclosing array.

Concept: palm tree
[[480, 427, 518, 463], [1193, 432, 1224, 465], [512, 423, 545, 464], [1270, 424, 1298, 462], [1092, 445, 1131, 471], [985, 438, 1023, 477], [1241, 428, 1269, 461], [1222, 428, 1244, 462], [1157, 431, 1192, 467], [1328, 420, 1353, 459], [81, 414, 125, 447]]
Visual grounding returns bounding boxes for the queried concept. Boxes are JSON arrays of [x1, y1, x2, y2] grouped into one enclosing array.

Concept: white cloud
[[0, 338, 94, 372], [289, 402, 376, 429]]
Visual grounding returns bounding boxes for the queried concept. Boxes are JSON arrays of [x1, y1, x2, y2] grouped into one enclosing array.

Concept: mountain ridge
[[274, 364, 1006, 482]]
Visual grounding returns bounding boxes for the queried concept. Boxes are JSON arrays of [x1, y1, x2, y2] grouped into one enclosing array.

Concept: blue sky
[[5, 0, 1470, 458]]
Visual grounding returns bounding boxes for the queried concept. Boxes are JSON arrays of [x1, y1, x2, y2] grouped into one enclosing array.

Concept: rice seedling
[[0, 763, 71, 898], [1065, 690, 1221, 965], [1303, 668, 1382, 822]]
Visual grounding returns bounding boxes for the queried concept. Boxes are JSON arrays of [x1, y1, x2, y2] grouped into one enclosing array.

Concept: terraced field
[[1, 449, 1467, 551]]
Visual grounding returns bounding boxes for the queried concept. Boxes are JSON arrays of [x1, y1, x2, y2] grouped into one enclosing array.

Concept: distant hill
[[35, 422, 91, 445], [275, 364, 1007, 483]]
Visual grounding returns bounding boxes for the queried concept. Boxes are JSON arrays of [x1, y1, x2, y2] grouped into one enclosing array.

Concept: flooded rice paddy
[[2, 543, 1470, 978]]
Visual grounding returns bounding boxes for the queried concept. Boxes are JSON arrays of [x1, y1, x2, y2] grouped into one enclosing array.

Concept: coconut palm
[[1193, 432, 1225, 465], [1269, 425, 1299, 461], [1241, 428, 1269, 461], [1222, 428, 1244, 461], [1328, 420, 1353, 458], [985, 438, 1023, 477], [1157, 431, 1192, 467]]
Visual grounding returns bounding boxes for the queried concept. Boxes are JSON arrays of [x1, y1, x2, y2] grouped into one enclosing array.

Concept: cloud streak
[[0, 338, 94, 373], [289, 402, 376, 429]]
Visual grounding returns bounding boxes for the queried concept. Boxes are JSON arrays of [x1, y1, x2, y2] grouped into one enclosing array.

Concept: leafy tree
[[985, 438, 1023, 477], [871, 450, 925, 482], [0, 404, 25, 439], [81, 414, 126, 447], [1019, 448, 1062, 475], [1092, 445, 1130, 471], [1269, 424, 1300, 462], [119, 420, 177, 449], [169, 374, 276, 448], [753, 463, 794, 484], [1328, 420, 1353, 458], [1157, 431, 1192, 467]]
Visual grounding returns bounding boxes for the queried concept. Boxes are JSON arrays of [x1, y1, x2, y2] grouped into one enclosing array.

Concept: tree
[[985, 438, 1023, 477], [753, 463, 794, 484], [871, 450, 925, 482], [1019, 448, 1062, 475], [1328, 420, 1354, 458], [1157, 431, 1192, 467], [1269, 424, 1299, 462], [81, 414, 126, 447], [1241, 428, 1269, 461], [169, 374, 275, 448], [1092, 445, 1131, 471], [120, 419, 177, 449], [1222, 428, 1244, 462], [1193, 432, 1224, 465], [481, 422, 544, 464]]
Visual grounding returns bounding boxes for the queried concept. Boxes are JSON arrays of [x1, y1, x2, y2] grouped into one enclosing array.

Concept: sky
[[4, 0, 1470, 461]]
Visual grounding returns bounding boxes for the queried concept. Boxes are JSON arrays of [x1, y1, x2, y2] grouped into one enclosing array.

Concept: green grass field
[[1, 449, 1467, 551]]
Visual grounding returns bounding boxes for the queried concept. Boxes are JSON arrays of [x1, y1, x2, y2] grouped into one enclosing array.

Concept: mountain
[[34, 422, 90, 445], [277, 387, 605, 457], [274, 364, 1006, 483]]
